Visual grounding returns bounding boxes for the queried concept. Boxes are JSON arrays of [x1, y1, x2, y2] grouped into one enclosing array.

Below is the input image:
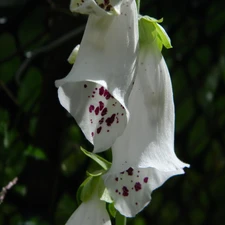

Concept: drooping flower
[[103, 17, 190, 217], [55, 0, 138, 153], [66, 188, 111, 225]]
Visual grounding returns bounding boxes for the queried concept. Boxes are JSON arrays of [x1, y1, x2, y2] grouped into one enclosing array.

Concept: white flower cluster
[[55, 0, 189, 224]]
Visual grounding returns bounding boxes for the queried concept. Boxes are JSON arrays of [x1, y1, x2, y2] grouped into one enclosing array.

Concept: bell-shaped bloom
[[103, 44, 189, 217], [55, 0, 138, 153], [70, 0, 123, 16], [65, 191, 111, 225]]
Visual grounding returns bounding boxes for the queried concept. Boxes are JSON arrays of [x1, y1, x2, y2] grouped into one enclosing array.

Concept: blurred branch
[[15, 25, 84, 85], [0, 177, 18, 205], [0, 30, 48, 64], [0, 80, 19, 105]]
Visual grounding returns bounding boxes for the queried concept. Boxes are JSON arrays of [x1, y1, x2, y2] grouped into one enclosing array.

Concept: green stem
[[136, 0, 141, 13], [116, 211, 127, 225]]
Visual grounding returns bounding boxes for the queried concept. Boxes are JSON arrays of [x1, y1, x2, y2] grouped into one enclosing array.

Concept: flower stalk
[[116, 211, 127, 225]]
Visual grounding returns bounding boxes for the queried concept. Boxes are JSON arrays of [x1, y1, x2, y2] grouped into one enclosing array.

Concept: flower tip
[[55, 79, 62, 88], [185, 163, 191, 168], [112, 4, 122, 15], [68, 44, 80, 64]]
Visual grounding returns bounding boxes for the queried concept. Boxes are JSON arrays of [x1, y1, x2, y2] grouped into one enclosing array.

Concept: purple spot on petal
[[126, 167, 134, 176], [123, 186, 129, 192], [104, 89, 108, 96], [89, 105, 95, 113], [144, 177, 149, 183], [97, 127, 102, 134], [115, 189, 118, 193], [99, 101, 104, 111], [106, 4, 112, 11], [99, 3, 104, 8], [101, 108, 108, 116], [91, 132, 94, 137], [99, 86, 104, 96], [84, 84, 87, 88], [134, 182, 142, 192], [106, 114, 116, 126], [115, 177, 118, 181], [95, 107, 100, 115], [104, 89, 112, 100], [122, 186, 129, 197], [99, 118, 104, 124]]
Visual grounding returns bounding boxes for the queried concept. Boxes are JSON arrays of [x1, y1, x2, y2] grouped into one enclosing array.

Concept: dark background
[[0, 0, 225, 224]]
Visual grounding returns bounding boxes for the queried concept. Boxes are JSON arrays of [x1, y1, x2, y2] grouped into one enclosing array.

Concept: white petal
[[56, 0, 138, 152], [66, 194, 111, 225], [110, 45, 189, 172], [103, 166, 184, 217], [57, 82, 127, 152], [70, 0, 123, 16]]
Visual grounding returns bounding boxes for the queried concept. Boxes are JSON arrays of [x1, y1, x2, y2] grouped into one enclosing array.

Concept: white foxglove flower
[[70, 0, 123, 15], [66, 191, 111, 225], [55, 0, 138, 153], [103, 21, 189, 217]]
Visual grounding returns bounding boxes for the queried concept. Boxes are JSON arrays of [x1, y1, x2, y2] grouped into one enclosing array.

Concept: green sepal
[[76, 176, 91, 204], [142, 15, 163, 23], [98, 177, 113, 203], [155, 23, 172, 49], [108, 203, 117, 218], [139, 15, 172, 51], [80, 147, 111, 171], [139, 16, 156, 45], [76, 176, 100, 203]]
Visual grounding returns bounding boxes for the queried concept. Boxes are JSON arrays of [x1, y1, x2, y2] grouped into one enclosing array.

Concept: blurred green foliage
[[0, 0, 225, 225]]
